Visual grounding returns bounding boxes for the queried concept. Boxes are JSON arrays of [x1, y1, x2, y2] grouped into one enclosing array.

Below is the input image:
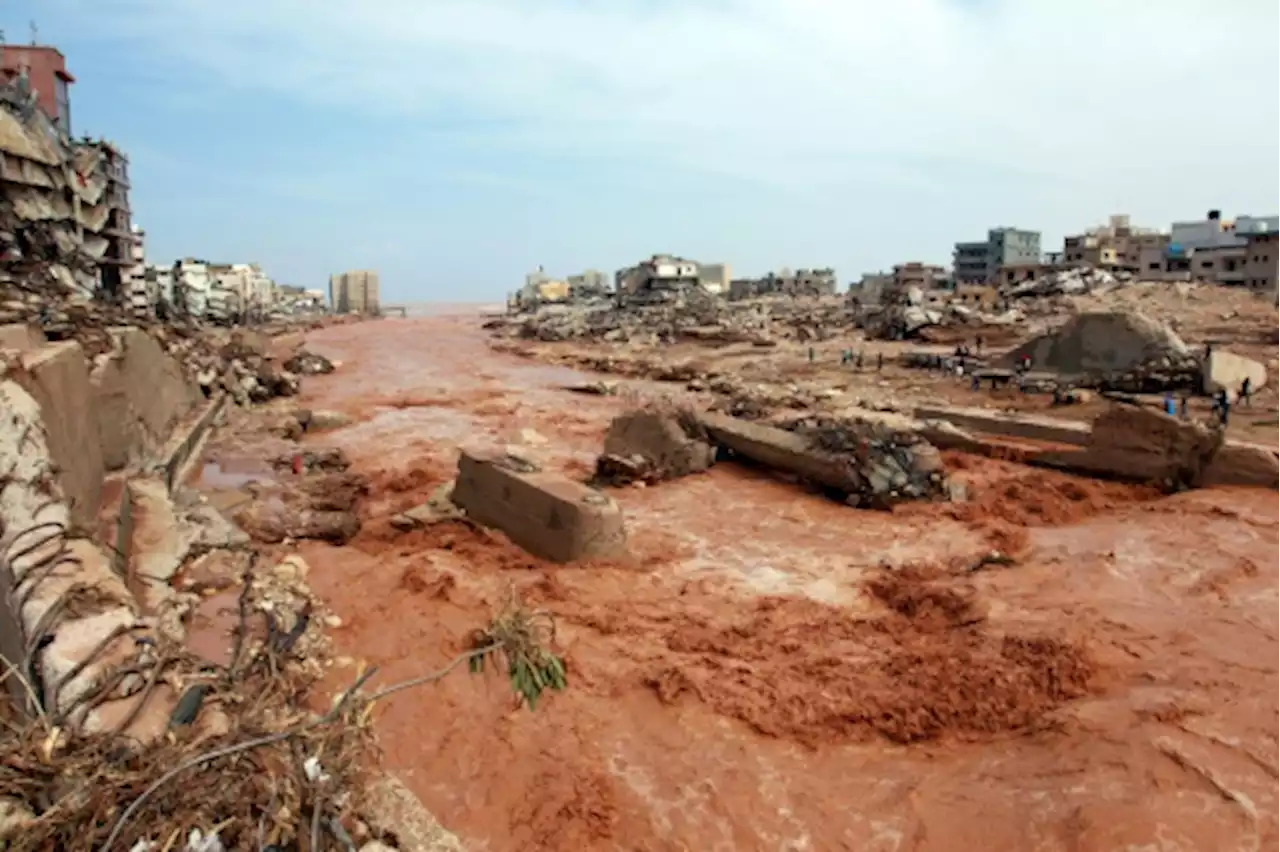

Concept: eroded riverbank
[[202, 312, 1278, 852]]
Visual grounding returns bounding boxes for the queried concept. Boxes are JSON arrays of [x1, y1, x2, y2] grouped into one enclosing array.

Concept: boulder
[[1202, 350, 1267, 402]]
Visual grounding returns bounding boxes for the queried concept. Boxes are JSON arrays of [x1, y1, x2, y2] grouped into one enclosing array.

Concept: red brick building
[[0, 45, 74, 133]]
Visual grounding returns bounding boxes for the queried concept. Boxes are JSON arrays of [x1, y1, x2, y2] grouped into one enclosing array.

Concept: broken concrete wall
[[11, 341, 105, 528], [91, 326, 202, 470], [0, 376, 167, 735], [452, 450, 628, 563]]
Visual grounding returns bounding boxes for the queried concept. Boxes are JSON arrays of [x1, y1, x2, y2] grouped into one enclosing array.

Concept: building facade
[[891, 262, 946, 292], [1241, 222, 1279, 292], [953, 227, 1041, 284], [1064, 214, 1168, 272], [329, 269, 381, 314], [0, 44, 74, 133]]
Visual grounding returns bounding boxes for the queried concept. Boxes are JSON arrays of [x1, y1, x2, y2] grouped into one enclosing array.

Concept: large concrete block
[[1198, 442, 1279, 489], [92, 328, 201, 470], [15, 341, 104, 528], [451, 450, 627, 563], [1202, 349, 1267, 403]]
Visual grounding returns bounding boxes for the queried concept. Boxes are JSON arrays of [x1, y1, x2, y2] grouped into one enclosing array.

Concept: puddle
[[200, 459, 274, 490]]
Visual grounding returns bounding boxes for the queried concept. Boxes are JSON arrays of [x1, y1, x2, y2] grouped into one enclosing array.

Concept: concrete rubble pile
[[776, 410, 951, 508], [1006, 309, 1205, 393], [1002, 266, 1131, 299], [487, 291, 855, 346], [859, 285, 1023, 341]]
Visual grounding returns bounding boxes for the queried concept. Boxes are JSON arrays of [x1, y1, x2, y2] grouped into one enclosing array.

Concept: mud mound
[[901, 461, 1162, 556], [644, 581, 1095, 746], [865, 567, 983, 629]]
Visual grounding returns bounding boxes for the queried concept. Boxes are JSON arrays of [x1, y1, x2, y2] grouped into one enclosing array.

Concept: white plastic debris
[[128, 841, 156, 852], [303, 755, 331, 784], [185, 828, 225, 852]]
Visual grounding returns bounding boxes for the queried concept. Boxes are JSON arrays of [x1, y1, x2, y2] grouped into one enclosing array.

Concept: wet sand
[[278, 313, 1275, 851]]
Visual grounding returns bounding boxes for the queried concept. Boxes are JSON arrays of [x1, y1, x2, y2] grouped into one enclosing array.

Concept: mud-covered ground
[[201, 311, 1278, 852]]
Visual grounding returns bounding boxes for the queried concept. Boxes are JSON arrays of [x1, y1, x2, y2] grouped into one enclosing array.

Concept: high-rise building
[[328, 270, 381, 314], [0, 44, 74, 133]]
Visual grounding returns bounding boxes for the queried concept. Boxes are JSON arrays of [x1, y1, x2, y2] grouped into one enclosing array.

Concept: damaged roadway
[[183, 310, 1277, 852]]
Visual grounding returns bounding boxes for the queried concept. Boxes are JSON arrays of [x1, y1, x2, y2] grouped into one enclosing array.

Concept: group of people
[[1163, 376, 1251, 427], [837, 348, 884, 371]]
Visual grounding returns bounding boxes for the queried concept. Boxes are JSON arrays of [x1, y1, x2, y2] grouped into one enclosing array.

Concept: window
[[54, 76, 71, 133]]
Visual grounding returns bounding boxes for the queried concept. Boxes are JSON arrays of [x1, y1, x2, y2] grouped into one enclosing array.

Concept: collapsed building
[[728, 267, 837, 300]]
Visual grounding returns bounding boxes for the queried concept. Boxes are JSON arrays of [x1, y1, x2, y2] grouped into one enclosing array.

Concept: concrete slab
[[913, 404, 1092, 447], [15, 341, 104, 528], [451, 450, 627, 563]]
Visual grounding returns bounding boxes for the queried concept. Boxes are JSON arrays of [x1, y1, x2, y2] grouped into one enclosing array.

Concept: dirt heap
[[595, 405, 716, 485], [1006, 310, 1198, 390]]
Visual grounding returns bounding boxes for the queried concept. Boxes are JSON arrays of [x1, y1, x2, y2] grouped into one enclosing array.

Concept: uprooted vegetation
[[0, 581, 567, 851]]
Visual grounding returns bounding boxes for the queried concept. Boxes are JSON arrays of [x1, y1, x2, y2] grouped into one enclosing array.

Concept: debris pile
[[487, 293, 854, 345], [857, 285, 1024, 341], [594, 405, 717, 485], [1001, 266, 1130, 299], [1006, 309, 1201, 392], [778, 410, 951, 508]]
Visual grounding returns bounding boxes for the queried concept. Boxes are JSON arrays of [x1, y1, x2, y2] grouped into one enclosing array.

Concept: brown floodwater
[[276, 313, 1275, 852]]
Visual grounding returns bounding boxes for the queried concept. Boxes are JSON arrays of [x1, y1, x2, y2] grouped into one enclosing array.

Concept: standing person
[[855, 350, 864, 370], [1180, 395, 1189, 418], [1240, 376, 1252, 407], [1163, 392, 1177, 416], [876, 352, 884, 371], [808, 347, 815, 363], [971, 373, 981, 392], [1215, 388, 1230, 426], [975, 335, 984, 356]]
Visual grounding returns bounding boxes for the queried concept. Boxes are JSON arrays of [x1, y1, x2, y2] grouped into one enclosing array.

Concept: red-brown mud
[[235, 313, 1276, 852]]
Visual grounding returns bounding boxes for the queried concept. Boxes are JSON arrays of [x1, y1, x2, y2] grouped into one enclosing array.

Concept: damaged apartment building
[[728, 267, 836, 300], [614, 254, 722, 305], [0, 44, 140, 301]]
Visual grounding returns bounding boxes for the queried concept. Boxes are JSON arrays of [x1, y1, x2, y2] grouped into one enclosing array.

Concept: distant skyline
[[5, 0, 1278, 302]]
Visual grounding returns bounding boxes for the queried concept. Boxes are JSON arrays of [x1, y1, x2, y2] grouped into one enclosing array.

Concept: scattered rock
[[284, 349, 335, 375], [305, 409, 354, 432]]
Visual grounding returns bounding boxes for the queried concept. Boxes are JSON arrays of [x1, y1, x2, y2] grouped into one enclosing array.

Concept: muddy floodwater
[[276, 312, 1275, 852]]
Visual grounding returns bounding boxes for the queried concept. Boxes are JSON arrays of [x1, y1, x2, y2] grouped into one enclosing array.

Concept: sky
[[4, 0, 1278, 302]]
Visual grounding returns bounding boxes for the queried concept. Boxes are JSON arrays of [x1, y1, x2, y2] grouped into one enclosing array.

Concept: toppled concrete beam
[[698, 411, 862, 493], [12, 340, 105, 528], [913, 404, 1091, 447], [1032, 405, 1222, 487], [451, 450, 627, 563], [1199, 442, 1280, 488]]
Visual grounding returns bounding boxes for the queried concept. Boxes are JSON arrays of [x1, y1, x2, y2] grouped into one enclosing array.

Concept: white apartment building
[[126, 225, 151, 316]]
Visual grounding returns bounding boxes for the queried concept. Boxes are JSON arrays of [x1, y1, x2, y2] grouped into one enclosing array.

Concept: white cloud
[[63, 0, 1277, 194]]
